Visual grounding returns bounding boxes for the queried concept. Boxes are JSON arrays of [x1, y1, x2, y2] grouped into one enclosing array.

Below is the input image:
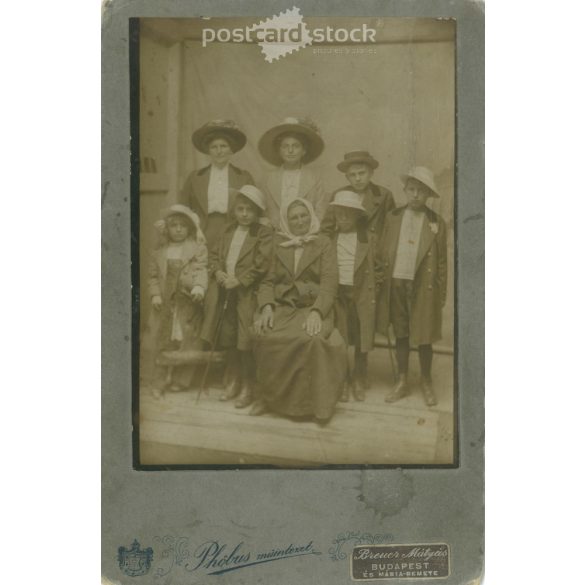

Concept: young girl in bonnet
[[146, 204, 209, 397]]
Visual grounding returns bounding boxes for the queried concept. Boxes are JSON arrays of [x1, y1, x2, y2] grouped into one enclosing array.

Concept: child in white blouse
[[200, 186, 273, 408], [328, 191, 379, 402]]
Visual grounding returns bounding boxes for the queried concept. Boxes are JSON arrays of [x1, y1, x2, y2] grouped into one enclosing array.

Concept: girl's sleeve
[[147, 254, 162, 298], [182, 243, 209, 294], [311, 175, 331, 221]]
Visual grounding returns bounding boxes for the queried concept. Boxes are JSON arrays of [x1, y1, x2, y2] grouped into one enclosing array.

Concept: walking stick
[[197, 289, 231, 402], [387, 326, 398, 384]]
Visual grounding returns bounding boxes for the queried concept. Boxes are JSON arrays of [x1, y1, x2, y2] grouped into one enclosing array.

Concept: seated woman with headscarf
[[251, 199, 347, 425]]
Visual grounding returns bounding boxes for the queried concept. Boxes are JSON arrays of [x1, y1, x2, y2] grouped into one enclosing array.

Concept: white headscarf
[[277, 198, 320, 248]]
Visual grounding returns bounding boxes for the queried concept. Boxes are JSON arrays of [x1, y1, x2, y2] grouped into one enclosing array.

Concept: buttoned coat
[[331, 228, 378, 352], [179, 163, 255, 231], [144, 239, 208, 361], [260, 167, 327, 228], [320, 182, 396, 238], [376, 206, 448, 345], [257, 234, 338, 318], [147, 239, 208, 300], [200, 221, 273, 350]]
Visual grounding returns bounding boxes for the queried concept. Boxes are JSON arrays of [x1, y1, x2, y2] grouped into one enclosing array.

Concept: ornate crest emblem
[[118, 540, 153, 577]]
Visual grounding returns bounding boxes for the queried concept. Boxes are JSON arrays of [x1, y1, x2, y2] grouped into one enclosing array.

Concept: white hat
[[233, 184, 267, 211], [400, 166, 440, 198], [158, 204, 206, 244], [162, 204, 203, 229], [329, 190, 366, 212]]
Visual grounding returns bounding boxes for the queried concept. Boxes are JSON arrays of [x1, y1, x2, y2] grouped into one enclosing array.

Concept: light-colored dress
[[261, 166, 328, 229]]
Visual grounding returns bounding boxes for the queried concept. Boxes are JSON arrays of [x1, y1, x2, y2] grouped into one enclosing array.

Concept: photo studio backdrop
[[138, 17, 455, 348]]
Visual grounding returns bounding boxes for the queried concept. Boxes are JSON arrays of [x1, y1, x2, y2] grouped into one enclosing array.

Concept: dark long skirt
[[252, 305, 347, 419]]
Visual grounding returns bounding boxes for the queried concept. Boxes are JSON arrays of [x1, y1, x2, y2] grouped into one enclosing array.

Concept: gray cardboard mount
[[102, 1, 484, 583]]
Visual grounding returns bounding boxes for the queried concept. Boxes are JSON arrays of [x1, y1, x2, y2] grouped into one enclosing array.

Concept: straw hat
[[191, 119, 247, 154], [258, 117, 324, 166], [161, 204, 203, 231], [232, 185, 267, 211], [337, 150, 379, 173], [401, 166, 440, 198], [329, 190, 366, 213]]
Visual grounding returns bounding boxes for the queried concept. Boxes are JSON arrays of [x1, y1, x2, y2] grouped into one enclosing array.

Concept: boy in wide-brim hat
[[257, 117, 329, 226], [376, 166, 447, 407], [321, 150, 396, 238], [200, 185, 273, 408], [328, 190, 380, 402]]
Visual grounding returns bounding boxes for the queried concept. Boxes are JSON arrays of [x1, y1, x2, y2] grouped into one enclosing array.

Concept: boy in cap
[[321, 150, 395, 238], [328, 191, 379, 401], [376, 167, 448, 407], [200, 185, 273, 408]]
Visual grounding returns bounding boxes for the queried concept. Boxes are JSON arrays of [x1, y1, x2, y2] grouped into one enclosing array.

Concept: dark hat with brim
[[258, 117, 324, 166], [337, 150, 379, 173], [191, 119, 247, 154]]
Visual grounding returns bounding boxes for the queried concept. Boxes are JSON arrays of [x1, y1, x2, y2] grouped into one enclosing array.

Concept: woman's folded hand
[[254, 304, 274, 335]]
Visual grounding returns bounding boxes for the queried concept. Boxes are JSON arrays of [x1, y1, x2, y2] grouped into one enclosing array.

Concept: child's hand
[[215, 271, 228, 286], [191, 286, 204, 302], [223, 276, 240, 290], [151, 295, 162, 310]]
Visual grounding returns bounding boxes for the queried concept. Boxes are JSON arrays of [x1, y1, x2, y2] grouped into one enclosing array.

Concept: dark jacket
[[200, 221, 273, 350], [179, 163, 255, 231], [375, 206, 448, 345], [321, 182, 396, 238], [331, 228, 378, 352], [257, 234, 338, 319]]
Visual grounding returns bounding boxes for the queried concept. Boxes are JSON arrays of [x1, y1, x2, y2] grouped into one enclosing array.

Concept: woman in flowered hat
[[250, 198, 346, 426], [258, 117, 327, 228], [179, 119, 255, 252]]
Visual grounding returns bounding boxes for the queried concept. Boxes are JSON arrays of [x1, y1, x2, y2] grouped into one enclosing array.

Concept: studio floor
[[139, 344, 455, 467]]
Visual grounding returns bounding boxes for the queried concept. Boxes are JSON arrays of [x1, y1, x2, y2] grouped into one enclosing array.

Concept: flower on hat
[[298, 117, 320, 134], [154, 219, 166, 233]]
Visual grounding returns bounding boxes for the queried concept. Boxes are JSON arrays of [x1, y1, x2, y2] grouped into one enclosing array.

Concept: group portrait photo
[[135, 16, 456, 467]]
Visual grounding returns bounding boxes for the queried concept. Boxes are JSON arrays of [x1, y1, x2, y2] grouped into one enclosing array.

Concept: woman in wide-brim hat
[[179, 119, 255, 253], [257, 117, 328, 228]]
